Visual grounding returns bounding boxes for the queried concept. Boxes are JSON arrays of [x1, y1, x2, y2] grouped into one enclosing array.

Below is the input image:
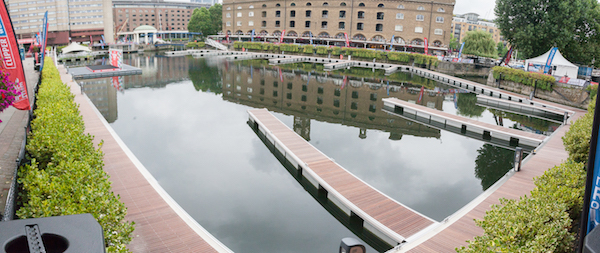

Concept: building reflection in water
[[220, 61, 444, 142], [79, 77, 118, 123]]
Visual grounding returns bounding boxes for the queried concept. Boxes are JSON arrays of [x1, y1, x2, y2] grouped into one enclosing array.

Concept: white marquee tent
[[61, 42, 91, 54], [525, 48, 579, 77]]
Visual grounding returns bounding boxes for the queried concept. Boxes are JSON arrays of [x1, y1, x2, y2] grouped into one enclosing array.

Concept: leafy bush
[[315, 46, 329, 55], [458, 161, 585, 253], [492, 66, 555, 91], [302, 45, 314, 54], [562, 97, 595, 163], [185, 42, 205, 49], [17, 59, 135, 252]]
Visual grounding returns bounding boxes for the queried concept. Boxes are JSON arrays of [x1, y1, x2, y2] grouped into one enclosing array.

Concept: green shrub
[[562, 102, 594, 163], [492, 66, 555, 91], [302, 45, 314, 54], [17, 59, 135, 252], [458, 161, 585, 253], [315, 46, 329, 55]]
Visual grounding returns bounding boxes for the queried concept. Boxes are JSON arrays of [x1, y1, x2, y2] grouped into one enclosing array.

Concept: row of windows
[[226, 20, 444, 34], [70, 15, 102, 20], [228, 3, 445, 11], [70, 9, 102, 14], [127, 18, 190, 22], [227, 11, 444, 22], [16, 22, 67, 29], [8, 0, 55, 6], [118, 9, 190, 13]]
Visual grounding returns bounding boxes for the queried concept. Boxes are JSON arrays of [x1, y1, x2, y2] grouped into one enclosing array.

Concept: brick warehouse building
[[222, 0, 454, 49], [112, 0, 210, 35], [7, 0, 114, 45]]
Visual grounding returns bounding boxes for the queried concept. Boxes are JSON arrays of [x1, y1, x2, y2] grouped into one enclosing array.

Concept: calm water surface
[[79, 54, 559, 252]]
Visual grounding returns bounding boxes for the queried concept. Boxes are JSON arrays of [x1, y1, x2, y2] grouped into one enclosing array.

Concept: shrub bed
[[186, 42, 206, 49], [458, 161, 585, 253], [17, 59, 135, 252], [492, 66, 556, 91], [232, 41, 439, 66]]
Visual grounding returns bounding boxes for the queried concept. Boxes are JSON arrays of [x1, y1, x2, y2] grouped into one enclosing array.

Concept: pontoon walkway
[[248, 108, 438, 247]]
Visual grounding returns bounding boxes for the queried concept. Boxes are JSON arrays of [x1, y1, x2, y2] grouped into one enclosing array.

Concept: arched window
[[323, 2, 328, 6], [397, 4, 404, 9], [306, 2, 311, 6], [249, 5, 254, 8], [437, 7, 445, 12], [417, 6, 425, 10], [377, 3, 384, 7], [290, 2, 295, 6], [262, 4, 266, 7], [358, 3, 365, 7], [275, 3, 281, 7], [237, 6, 242, 9], [340, 2, 346, 6]]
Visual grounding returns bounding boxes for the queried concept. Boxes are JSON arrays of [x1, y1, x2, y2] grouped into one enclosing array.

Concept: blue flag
[[310, 32, 313, 45], [39, 11, 48, 72], [544, 47, 558, 74], [458, 42, 465, 58], [251, 29, 255, 42]]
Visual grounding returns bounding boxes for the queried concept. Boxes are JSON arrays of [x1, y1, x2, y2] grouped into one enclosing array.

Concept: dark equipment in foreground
[[0, 213, 105, 253]]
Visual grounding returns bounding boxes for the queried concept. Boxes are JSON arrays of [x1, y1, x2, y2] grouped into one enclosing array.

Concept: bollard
[[514, 147, 523, 172], [340, 238, 366, 253], [564, 112, 569, 125]]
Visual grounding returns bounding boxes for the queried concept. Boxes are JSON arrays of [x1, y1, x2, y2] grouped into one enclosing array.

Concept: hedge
[[457, 161, 585, 253], [186, 42, 205, 48], [232, 41, 439, 66], [492, 66, 556, 91], [562, 96, 595, 163], [17, 59, 135, 252]]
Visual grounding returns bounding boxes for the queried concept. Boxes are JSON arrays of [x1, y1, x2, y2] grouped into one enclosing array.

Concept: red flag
[[424, 37, 429, 55], [344, 33, 349, 47], [0, 3, 30, 110], [279, 30, 285, 43]]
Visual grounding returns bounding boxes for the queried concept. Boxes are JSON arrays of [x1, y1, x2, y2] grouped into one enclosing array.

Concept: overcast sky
[[454, 0, 497, 20]]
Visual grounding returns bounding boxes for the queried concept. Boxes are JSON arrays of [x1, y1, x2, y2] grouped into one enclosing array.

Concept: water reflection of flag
[[250, 65, 253, 79], [453, 93, 457, 109], [278, 67, 283, 82], [417, 86, 424, 104], [307, 72, 310, 86], [341, 76, 347, 89], [386, 81, 390, 95]]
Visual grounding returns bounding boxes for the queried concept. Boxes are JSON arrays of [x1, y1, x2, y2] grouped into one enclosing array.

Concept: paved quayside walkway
[[57, 64, 232, 253], [248, 108, 438, 247]]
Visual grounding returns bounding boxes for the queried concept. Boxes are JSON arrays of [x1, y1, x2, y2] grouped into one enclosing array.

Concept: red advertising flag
[[0, 3, 30, 110], [344, 33, 349, 47], [280, 30, 285, 43], [424, 37, 429, 55]]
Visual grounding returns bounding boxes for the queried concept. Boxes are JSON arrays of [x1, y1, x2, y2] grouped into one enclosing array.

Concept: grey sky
[[454, 0, 497, 20]]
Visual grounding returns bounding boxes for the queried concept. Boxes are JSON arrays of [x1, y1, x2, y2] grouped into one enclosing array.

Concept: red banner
[[0, 3, 30, 110], [424, 37, 429, 55], [344, 33, 349, 47], [280, 30, 285, 43]]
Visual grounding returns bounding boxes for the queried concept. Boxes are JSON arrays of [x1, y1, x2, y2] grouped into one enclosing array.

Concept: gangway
[[205, 38, 228, 51]]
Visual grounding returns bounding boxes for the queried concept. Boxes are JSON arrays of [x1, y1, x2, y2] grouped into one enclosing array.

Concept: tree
[[497, 42, 508, 58], [461, 30, 498, 58], [188, 4, 222, 37], [449, 35, 459, 52], [474, 144, 515, 190], [495, 0, 600, 66], [456, 93, 486, 118]]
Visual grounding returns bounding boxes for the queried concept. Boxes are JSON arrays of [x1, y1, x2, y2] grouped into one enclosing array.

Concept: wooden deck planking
[[401, 110, 585, 252], [249, 108, 436, 240], [58, 65, 227, 253], [384, 98, 547, 143]]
